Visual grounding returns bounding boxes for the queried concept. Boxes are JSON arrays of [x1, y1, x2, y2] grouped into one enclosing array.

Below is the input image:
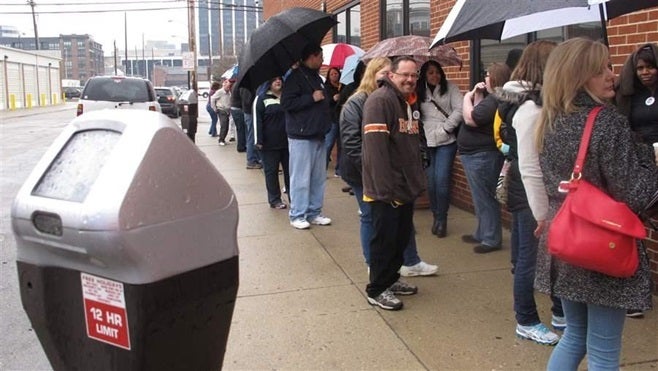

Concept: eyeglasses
[[391, 71, 420, 80]]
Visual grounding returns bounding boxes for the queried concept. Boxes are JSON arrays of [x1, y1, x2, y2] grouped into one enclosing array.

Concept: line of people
[[216, 39, 657, 370]]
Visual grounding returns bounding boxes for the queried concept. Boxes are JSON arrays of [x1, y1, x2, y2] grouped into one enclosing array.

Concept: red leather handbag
[[547, 106, 646, 278]]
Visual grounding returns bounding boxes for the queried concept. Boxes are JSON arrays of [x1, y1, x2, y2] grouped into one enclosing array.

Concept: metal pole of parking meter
[[188, 0, 197, 93]]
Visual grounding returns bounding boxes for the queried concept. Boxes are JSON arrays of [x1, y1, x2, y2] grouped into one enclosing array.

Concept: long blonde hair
[[536, 38, 610, 150], [355, 57, 392, 95]]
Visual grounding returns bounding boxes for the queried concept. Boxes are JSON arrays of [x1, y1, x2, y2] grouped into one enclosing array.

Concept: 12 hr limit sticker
[[81, 273, 131, 350]]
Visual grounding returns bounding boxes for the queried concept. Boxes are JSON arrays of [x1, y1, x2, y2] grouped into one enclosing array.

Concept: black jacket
[[255, 91, 287, 150], [280, 64, 332, 140], [339, 91, 368, 186]]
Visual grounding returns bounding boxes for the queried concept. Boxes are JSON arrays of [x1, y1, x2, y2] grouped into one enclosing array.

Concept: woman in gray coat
[[536, 38, 658, 371]]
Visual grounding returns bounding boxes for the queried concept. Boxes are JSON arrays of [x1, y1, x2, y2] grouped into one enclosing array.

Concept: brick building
[[262, 1, 658, 291]]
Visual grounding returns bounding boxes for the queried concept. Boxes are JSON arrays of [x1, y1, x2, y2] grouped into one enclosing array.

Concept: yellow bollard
[[26, 93, 32, 108], [9, 94, 16, 110], [40, 93, 46, 106], [52, 93, 58, 105], [62, 92, 66, 102]]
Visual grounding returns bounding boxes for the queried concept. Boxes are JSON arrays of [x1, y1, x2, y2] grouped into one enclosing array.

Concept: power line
[[1, 4, 262, 15]]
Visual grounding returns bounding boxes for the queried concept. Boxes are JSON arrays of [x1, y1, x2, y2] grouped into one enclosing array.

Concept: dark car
[[155, 87, 180, 118], [63, 87, 82, 99]]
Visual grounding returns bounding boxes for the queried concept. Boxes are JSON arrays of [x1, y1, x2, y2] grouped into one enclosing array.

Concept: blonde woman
[[339, 57, 437, 277], [536, 38, 658, 370]]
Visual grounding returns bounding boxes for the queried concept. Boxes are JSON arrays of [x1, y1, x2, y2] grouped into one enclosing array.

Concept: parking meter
[[178, 89, 199, 143], [12, 109, 239, 370]]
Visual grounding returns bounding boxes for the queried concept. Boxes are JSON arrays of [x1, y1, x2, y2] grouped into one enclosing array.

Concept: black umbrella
[[236, 7, 337, 91], [430, 0, 658, 47]]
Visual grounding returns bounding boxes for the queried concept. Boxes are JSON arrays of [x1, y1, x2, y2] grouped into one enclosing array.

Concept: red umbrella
[[321, 43, 365, 68], [362, 35, 462, 68]]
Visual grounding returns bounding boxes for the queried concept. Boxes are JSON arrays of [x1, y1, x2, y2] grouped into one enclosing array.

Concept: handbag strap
[[572, 106, 604, 179]]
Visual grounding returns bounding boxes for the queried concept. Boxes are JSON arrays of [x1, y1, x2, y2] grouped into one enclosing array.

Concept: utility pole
[[28, 0, 41, 106], [28, 0, 39, 50], [207, 32, 212, 81], [142, 33, 147, 80], [114, 40, 117, 75], [188, 0, 198, 90], [124, 12, 128, 75]]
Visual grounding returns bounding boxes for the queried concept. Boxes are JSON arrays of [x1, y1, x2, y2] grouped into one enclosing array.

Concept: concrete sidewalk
[[189, 115, 657, 370], [1, 107, 653, 370]]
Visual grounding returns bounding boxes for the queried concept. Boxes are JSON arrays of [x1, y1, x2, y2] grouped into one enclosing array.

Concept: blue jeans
[[351, 184, 421, 267], [459, 151, 504, 247], [206, 103, 218, 136], [244, 113, 261, 164], [427, 142, 457, 221], [324, 122, 340, 173], [547, 300, 626, 371], [288, 138, 327, 222], [511, 208, 563, 326]]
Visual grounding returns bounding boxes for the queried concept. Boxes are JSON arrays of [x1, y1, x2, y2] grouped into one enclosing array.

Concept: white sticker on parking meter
[[81, 273, 130, 350]]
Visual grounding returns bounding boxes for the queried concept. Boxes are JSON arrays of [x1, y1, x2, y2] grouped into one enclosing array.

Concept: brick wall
[[263, 0, 658, 293]]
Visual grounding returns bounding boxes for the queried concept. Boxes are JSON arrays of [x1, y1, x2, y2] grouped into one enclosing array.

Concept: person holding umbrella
[[281, 44, 332, 230]]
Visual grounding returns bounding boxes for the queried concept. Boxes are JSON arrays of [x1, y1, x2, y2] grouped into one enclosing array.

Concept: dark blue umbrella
[[236, 7, 337, 91]]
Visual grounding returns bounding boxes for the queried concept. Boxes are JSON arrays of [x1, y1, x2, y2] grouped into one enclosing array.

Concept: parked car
[[155, 86, 180, 118], [63, 86, 82, 100], [76, 76, 160, 116]]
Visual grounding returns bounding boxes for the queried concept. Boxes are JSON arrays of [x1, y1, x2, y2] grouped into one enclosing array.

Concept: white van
[[198, 81, 211, 99], [76, 76, 161, 116]]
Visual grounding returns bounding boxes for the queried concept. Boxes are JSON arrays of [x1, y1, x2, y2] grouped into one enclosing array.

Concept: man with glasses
[[281, 44, 333, 230], [361, 56, 426, 310]]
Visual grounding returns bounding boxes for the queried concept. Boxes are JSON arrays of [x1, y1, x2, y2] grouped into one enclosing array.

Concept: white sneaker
[[516, 323, 559, 345], [309, 215, 331, 225], [399, 261, 438, 277], [290, 218, 310, 229]]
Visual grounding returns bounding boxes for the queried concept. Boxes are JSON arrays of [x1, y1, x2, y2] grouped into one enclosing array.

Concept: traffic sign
[[182, 52, 195, 71]]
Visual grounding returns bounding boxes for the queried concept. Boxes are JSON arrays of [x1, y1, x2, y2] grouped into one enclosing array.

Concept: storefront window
[[382, 0, 430, 39], [333, 3, 361, 46], [473, 22, 603, 86]]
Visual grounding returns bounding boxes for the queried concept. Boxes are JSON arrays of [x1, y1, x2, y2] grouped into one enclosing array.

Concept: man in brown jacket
[[362, 56, 427, 310]]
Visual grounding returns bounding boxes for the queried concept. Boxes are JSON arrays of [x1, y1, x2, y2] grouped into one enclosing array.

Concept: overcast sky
[[0, 0, 190, 52]]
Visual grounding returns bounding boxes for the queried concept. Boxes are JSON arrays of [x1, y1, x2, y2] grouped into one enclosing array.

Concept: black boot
[[431, 217, 441, 235], [436, 220, 447, 238]]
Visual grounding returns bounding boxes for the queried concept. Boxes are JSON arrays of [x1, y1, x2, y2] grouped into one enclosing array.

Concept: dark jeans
[[245, 113, 261, 164], [324, 122, 340, 173], [511, 208, 563, 326], [207, 104, 218, 136], [351, 184, 421, 267], [231, 107, 246, 152], [427, 142, 457, 222], [217, 110, 230, 142], [366, 201, 414, 298], [261, 148, 290, 206]]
